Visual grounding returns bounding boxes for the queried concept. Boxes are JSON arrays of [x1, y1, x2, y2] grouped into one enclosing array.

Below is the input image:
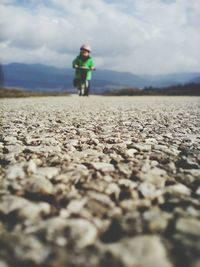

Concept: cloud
[[0, 0, 200, 74]]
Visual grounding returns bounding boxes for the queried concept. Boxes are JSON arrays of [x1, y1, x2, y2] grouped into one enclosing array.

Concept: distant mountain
[[2, 63, 200, 93], [93, 69, 147, 88], [3, 63, 73, 91], [190, 76, 200, 84]]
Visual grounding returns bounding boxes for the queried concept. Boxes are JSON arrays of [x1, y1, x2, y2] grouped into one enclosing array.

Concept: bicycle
[[74, 66, 95, 96]]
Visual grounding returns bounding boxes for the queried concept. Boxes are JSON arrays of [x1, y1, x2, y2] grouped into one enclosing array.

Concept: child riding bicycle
[[72, 44, 95, 96]]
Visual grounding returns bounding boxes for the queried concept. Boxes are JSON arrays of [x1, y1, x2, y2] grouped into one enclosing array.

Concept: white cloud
[[0, 0, 200, 74]]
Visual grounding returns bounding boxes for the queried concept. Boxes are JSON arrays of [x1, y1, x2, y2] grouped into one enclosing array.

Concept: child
[[72, 44, 95, 96]]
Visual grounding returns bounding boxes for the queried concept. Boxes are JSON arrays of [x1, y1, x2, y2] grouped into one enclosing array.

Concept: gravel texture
[[0, 95, 200, 267]]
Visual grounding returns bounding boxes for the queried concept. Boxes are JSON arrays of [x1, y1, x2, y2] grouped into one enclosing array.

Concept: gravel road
[[0, 95, 200, 267]]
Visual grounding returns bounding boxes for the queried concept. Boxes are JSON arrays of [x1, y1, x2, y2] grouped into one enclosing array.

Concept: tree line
[[103, 83, 200, 96]]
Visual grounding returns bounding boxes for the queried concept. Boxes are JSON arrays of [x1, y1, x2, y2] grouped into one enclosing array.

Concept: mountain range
[[1, 63, 200, 93]]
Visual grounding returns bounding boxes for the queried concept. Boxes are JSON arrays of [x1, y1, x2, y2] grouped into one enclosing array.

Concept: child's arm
[[72, 57, 79, 68], [89, 58, 95, 70]]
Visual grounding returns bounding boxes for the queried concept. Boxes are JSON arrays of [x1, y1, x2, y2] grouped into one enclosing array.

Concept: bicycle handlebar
[[74, 65, 96, 71]]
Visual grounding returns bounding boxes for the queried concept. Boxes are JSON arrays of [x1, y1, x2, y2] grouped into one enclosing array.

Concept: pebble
[[176, 218, 200, 237], [25, 160, 37, 174], [133, 143, 152, 152], [67, 198, 88, 214], [89, 162, 115, 172], [0, 261, 9, 267], [165, 183, 191, 196], [14, 235, 50, 264], [25, 177, 54, 195], [35, 166, 59, 180], [6, 164, 25, 180], [125, 148, 138, 157], [139, 182, 157, 198], [103, 235, 173, 267], [0, 195, 51, 221]]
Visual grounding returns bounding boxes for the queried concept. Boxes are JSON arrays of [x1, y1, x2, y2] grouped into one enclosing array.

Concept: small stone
[[118, 179, 137, 189], [6, 164, 25, 180], [14, 236, 49, 264], [26, 177, 53, 195], [3, 136, 18, 144], [4, 144, 25, 154], [176, 218, 200, 237], [89, 162, 115, 172], [0, 195, 50, 221], [139, 182, 156, 198], [36, 167, 59, 180], [0, 196, 27, 215], [139, 167, 167, 188], [187, 206, 199, 217], [55, 236, 67, 246], [143, 209, 172, 233], [184, 169, 200, 178], [125, 148, 138, 157], [193, 260, 200, 267], [66, 219, 98, 248], [65, 139, 79, 147], [117, 163, 132, 175], [103, 175, 114, 183], [141, 161, 151, 172], [105, 183, 120, 199], [87, 192, 115, 208], [104, 235, 173, 267], [37, 217, 98, 248], [93, 138, 100, 145], [165, 183, 191, 196], [67, 198, 88, 214], [196, 187, 200, 196], [24, 145, 62, 154], [25, 160, 37, 174], [0, 260, 9, 267], [145, 138, 158, 145], [176, 158, 199, 169], [167, 162, 176, 171], [133, 143, 152, 152]]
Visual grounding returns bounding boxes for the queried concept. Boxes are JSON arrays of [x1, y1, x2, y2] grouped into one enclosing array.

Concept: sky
[[0, 0, 200, 75]]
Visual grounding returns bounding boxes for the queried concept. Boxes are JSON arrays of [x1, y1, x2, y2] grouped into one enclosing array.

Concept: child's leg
[[84, 80, 90, 96]]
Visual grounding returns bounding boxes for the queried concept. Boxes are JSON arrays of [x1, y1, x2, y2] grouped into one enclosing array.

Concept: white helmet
[[80, 44, 91, 52]]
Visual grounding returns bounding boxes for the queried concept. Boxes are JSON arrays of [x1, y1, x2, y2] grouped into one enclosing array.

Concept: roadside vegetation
[[0, 88, 70, 98], [1, 82, 200, 98], [103, 83, 200, 96]]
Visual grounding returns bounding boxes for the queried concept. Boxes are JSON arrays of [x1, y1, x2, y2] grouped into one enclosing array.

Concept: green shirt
[[72, 55, 95, 80]]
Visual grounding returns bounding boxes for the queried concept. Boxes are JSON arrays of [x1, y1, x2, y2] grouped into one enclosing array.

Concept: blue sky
[[0, 0, 200, 74]]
